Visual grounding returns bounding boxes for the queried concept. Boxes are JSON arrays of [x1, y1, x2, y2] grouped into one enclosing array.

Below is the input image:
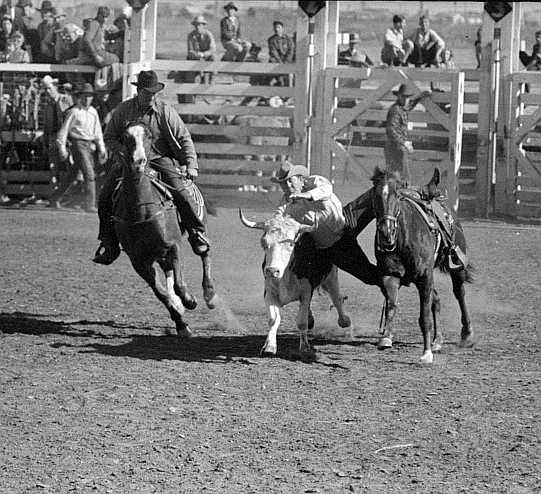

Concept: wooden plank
[[0, 63, 96, 73], [348, 145, 446, 161], [325, 66, 458, 83], [198, 159, 279, 172], [350, 125, 449, 138], [447, 72, 464, 212], [197, 174, 268, 187], [151, 59, 297, 75], [517, 174, 541, 188], [293, 6, 309, 164], [174, 104, 294, 116], [326, 0, 339, 68], [188, 124, 293, 138], [173, 84, 294, 98], [464, 69, 481, 82], [0, 170, 51, 181], [510, 71, 541, 83], [515, 202, 541, 217], [520, 93, 541, 106], [517, 189, 541, 203], [335, 108, 440, 125], [195, 143, 291, 155]]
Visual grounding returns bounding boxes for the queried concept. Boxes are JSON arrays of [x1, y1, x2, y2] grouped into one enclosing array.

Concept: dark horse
[[112, 121, 217, 337], [372, 167, 474, 364]]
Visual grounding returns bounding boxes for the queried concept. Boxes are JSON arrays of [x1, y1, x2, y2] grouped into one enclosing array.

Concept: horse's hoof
[[177, 325, 193, 339], [431, 342, 443, 353], [260, 347, 277, 357], [338, 315, 351, 328], [420, 351, 434, 364], [183, 297, 198, 311], [377, 337, 393, 350], [205, 293, 217, 310]]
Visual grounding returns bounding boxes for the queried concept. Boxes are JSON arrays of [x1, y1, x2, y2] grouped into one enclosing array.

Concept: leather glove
[[186, 168, 199, 180]]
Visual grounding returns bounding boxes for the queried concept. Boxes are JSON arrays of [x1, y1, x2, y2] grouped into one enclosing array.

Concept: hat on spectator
[[224, 2, 238, 11], [349, 33, 360, 44], [1, 14, 12, 22], [131, 70, 164, 93], [97, 6, 110, 17], [192, 15, 207, 26], [41, 74, 59, 87], [61, 82, 72, 92], [17, 0, 32, 8], [37, 0, 53, 12], [74, 82, 95, 96], [271, 160, 309, 183], [392, 82, 416, 97]]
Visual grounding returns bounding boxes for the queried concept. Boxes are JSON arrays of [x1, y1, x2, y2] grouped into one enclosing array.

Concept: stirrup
[[92, 243, 121, 265]]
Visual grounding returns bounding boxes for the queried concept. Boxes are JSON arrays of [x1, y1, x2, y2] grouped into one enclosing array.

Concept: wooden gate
[[312, 67, 465, 212], [499, 72, 541, 218]]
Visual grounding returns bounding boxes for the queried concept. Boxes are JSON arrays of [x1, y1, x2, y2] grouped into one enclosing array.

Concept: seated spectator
[[339, 33, 373, 67], [74, 6, 119, 67], [430, 48, 457, 103], [55, 23, 83, 63], [519, 30, 541, 71], [0, 14, 16, 52], [104, 13, 129, 62], [36, 2, 56, 62], [408, 15, 445, 67], [268, 20, 294, 86], [3, 31, 30, 62], [187, 15, 216, 61], [381, 14, 413, 67], [220, 2, 251, 62], [13, 0, 39, 61]]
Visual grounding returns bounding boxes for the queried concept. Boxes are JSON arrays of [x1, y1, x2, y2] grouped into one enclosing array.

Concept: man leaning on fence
[[93, 70, 211, 266]]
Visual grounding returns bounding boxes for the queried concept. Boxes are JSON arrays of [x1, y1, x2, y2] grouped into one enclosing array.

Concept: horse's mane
[[371, 166, 401, 187]]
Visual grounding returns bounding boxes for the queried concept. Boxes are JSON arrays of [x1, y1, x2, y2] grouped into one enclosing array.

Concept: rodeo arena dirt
[[0, 1, 540, 493]]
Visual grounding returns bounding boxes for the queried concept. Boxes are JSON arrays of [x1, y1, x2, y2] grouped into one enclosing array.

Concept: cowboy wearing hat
[[385, 82, 431, 182], [187, 14, 216, 61], [54, 82, 106, 212], [338, 33, 373, 67], [220, 1, 251, 61], [36, 0, 56, 62], [77, 6, 119, 67], [272, 160, 381, 287], [267, 20, 294, 86], [93, 70, 211, 265]]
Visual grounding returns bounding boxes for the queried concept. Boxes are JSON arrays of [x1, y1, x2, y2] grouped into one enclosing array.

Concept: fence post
[[448, 71, 464, 213], [293, 8, 309, 167]]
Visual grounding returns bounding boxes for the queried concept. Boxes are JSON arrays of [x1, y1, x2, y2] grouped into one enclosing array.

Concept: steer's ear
[[239, 209, 265, 230]]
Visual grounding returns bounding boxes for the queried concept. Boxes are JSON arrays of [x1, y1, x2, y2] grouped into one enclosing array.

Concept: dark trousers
[[97, 157, 207, 246], [384, 141, 410, 183], [408, 44, 439, 67]]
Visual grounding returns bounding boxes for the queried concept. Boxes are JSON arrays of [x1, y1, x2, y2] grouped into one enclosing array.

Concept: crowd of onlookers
[[0, 0, 127, 66]]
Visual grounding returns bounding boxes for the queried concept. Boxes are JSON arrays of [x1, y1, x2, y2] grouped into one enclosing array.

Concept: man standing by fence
[[55, 82, 106, 212]]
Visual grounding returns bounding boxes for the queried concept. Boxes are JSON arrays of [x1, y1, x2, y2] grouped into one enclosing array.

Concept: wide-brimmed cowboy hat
[[131, 70, 164, 93], [36, 0, 53, 12], [74, 82, 95, 95], [224, 2, 238, 11], [392, 83, 416, 97], [192, 15, 207, 25], [349, 33, 360, 44], [41, 74, 59, 87], [270, 160, 309, 183]]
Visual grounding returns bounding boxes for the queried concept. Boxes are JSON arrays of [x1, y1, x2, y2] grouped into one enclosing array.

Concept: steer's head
[[239, 209, 314, 279]]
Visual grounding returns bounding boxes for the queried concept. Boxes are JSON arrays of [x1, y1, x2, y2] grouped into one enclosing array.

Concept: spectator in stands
[[37, 3, 56, 62], [55, 23, 83, 63], [381, 14, 413, 67], [268, 21, 294, 86], [104, 13, 129, 63], [408, 15, 445, 68], [0, 14, 16, 52], [338, 33, 373, 67], [519, 30, 541, 71], [220, 1, 251, 62], [13, 0, 39, 62], [4, 31, 30, 62], [385, 83, 430, 183], [75, 6, 119, 68], [187, 15, 216, 61], [56, 82, 106, 212]]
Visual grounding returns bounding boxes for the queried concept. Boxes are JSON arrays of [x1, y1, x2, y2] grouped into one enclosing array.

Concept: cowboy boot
[[92, 190, 121, 265]]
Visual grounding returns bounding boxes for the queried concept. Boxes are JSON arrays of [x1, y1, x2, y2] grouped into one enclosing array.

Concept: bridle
[[374, 186, 401, 253]]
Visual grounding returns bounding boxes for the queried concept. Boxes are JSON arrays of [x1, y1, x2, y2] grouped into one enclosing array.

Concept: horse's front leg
[[378, 275, 400, 349], [132, 259, 192, 339], [200, 252, 217, 309], [320, 266, 351, 329], [417, 277, 434, 364], [169, 244, 197, 310], [431, 288, 443, 352]]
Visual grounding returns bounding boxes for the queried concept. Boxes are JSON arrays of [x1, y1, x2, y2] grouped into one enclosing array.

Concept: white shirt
[[56, 105, 105, 155], [384, 27, 405, 51]]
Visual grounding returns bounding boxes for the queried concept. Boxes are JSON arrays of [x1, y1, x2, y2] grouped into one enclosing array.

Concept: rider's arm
[[103, 104, 128, 159], [162, 104, 198, 170], [303, 175, 333, 201]]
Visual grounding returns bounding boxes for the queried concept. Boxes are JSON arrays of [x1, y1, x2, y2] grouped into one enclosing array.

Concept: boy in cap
[[220, 2, 251, 62], [385, 83, 430, 182], [187, 15, 216, 61], [54, 82, 106, 212], [93, 70, 211, 265]]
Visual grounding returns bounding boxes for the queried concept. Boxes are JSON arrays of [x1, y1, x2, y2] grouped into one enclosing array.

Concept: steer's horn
[[239, 208, 265, 229]]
